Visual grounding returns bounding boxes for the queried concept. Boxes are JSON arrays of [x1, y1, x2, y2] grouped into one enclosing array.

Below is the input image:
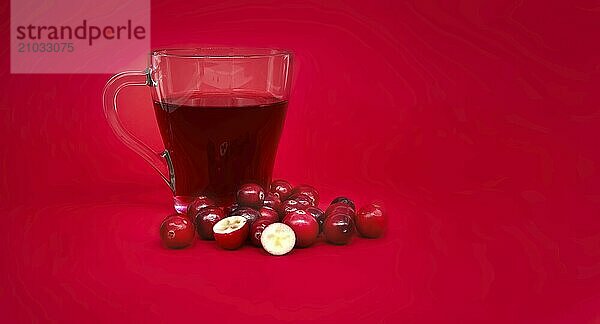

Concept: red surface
[[1, 1, 600, 323]]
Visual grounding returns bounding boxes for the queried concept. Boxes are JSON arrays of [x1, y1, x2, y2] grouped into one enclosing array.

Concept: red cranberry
[[249, 218, 276, 247], [223, 202, 240, 216], [270, 179, 293, 200], [160, 215, 195, 249], [259, 206, 280, 222], [187, 196, 216, 217], [325, 202, 356, 219], [193, 207, 224, 240], [323, 212, 354, 245], [263, 192, 283, 214], [236, 183, 265, 208], [330, 196, 356, 211], [282, 199, 308, 215], [291, 185, 319, 206], [229, 207, 261, 226], [305, 206, 325, 231], [293, 194, 313, 208], [213, 216, 249, 250], [356, 203, 387, 238], [283, 210, 319, 248]]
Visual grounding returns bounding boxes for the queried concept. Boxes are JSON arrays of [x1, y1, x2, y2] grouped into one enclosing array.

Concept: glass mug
[[103, 48, 293, 213]]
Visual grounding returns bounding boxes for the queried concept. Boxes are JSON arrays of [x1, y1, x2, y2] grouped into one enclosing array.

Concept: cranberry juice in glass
[[103, 48, 293, 212], [153, 92, 287, 202]]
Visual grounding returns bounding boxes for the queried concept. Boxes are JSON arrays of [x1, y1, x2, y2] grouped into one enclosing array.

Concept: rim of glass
[[151, 47, 292, 59]]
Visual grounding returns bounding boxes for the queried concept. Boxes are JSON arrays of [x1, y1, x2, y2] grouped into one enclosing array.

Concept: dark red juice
[[153, 92, 287, 203]]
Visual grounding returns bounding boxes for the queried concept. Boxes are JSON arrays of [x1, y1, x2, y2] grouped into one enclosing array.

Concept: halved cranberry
[[290, 185, 319, 206], [330, 196, 356, 211], [160, 214, 195, 249], [249, 218, 276, 247], [355, 203, 387, 238], [213, 216, 249, 250], [263, 192, 283, 214], [187, 196, 216, 217], [270, 179, 293, 200], [236, 183, 265, 208], [323, 212, 355, 245], [283, 210, 319, 248], [193, 206, 224, 240], [229, 207, 261, 226], [259, 206, 280, 222], [305, 206, 325, 231]]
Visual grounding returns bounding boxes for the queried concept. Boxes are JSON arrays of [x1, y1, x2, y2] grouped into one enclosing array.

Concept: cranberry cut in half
[[250, 218, 276, 247], [160, 214, 195, 249], [260, 223, 296, 256], [270, 179, 293, 200], [355, 203, 387, 238], [259, 206, 280, 223], [193, 206, 224, 240], [330, 196, 356, 211], [229, 207, 261, 226], [323, 212, 355, 245], [283, 210, 319, 248], [290, 185, 319, 206], [213, 216, 249, 250], [236, 183, 265, 208], [187, 196, 216, 217]]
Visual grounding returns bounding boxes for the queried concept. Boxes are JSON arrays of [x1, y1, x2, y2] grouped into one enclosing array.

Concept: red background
[[2, 1, 600, 323]]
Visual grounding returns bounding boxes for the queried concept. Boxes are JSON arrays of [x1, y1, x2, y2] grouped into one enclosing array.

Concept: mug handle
[[102, 70, 175, 192]]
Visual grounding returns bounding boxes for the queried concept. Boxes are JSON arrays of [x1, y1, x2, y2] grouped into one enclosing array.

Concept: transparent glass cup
[[103, 48, 293, 213]]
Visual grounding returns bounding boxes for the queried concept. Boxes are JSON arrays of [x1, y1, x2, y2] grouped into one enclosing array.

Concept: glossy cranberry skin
[[270, 179, 293, 200], [293, 194, 313, 208], [229, 207, 261, 226], [323, 212, 355, 245], [160, 215, 195, 249], [223, 202, 240, 216], [249, 218, 276, 247], [187, 196, 216, 217], [259, 206, 280, 222], [282, 199, 308, 215], [325, 202, 356, 219], [305, 206, 325, 231], [290, 185, 319, 206], [356, 203, 387, 238], [236, 183, 265, 208], [330, 196, 356, 211], [283, 210, 319, 248], [263, 192, 282, 214], [193, 207, 224, 240]]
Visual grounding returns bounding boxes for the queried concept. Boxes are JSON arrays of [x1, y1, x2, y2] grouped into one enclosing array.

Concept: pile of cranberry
[[160, 180, 386, 255]]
